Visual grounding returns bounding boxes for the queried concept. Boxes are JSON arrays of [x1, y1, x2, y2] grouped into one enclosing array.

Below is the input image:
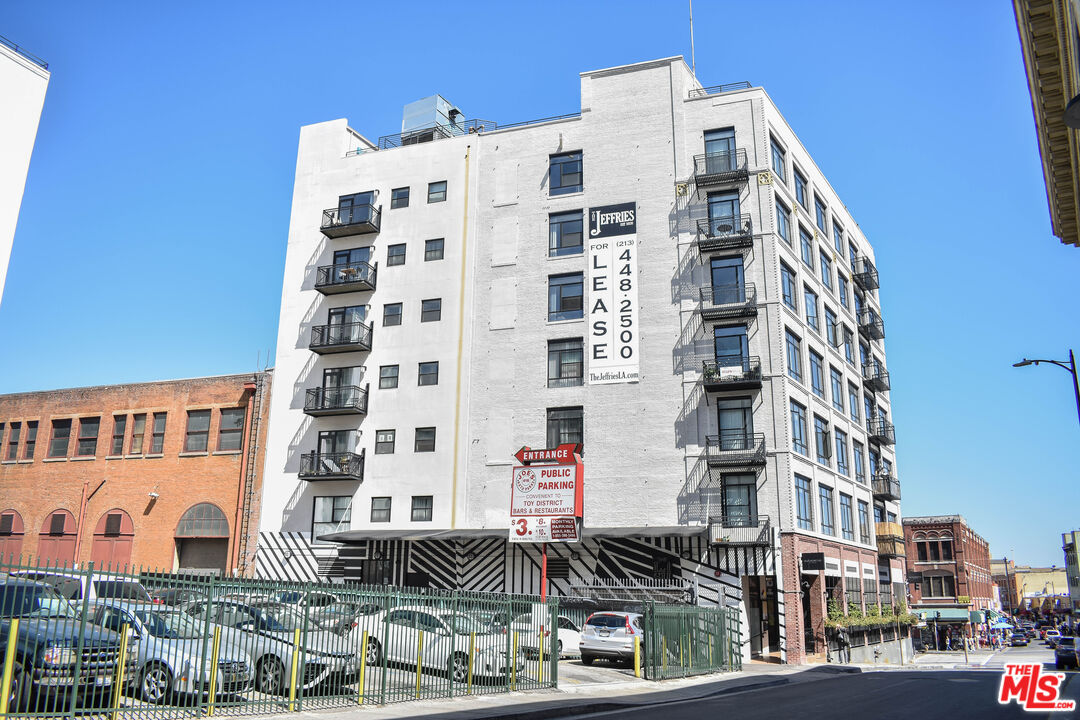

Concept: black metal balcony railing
[[857, 309, 886, 340], [708, 514, 771, 546], [695, 215, 754, 252], [704, 432, 766, 467], [699, 283, 757, 320], [867, 418, 896, 445], [702, 356, 762, 391], [315, 261, 377, 294], [688, 81, 752, 99], [872, 473, 902, 502], [309, 322, 373, 354], [303, 384, 369, 416], [320, 204, 381, 237], [299, 450, 365, 481], [692, 149, 749, 186], [853, 255, 880, 290], [862, 358, 891, 393]]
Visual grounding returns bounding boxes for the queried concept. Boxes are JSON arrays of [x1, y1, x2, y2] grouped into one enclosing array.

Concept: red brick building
[[0, 372, 271, 575], [904, 515, 994, 631]]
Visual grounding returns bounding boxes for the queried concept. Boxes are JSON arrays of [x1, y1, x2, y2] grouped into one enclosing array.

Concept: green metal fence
[[641, 602, 741, 680], [0, 557, 558, 717]]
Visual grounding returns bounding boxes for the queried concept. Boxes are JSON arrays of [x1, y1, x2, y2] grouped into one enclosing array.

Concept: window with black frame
[[548, 338, 583, 387], [312, 496, 351, 540], [546, 407, 583, 448], [722, 474, 757, 526], [548, 273, 583, 321], [549, 211, 583, 257], [549, 152, 582, 195]]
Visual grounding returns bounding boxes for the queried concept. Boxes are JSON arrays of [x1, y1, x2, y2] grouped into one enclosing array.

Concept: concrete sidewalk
[[270, 663, 859, 720]]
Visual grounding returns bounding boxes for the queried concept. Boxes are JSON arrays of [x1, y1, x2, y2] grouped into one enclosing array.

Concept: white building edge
[[257, 57, 902, 663]]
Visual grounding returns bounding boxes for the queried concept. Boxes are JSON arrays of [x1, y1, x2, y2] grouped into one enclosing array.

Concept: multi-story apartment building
[[0, 372, 271, 574], [1064, 530, 1080, 612], [0, 36, 50, 306], [258, 56, 903, 664]]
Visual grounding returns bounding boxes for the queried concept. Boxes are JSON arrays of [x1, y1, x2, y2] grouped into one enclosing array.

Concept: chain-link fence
[[640, 602, 741, 680], [0, 558, 557, 717]]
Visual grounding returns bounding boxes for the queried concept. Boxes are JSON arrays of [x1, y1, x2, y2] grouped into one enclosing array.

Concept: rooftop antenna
[[689, 0, 696, 78]]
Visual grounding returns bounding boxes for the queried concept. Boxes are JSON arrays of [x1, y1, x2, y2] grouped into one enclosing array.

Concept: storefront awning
[[917, 608, 975, 622], [317, 525, 708, 543]]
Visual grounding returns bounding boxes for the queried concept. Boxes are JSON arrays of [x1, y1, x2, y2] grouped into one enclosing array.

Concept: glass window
[[427, 181, 447, 203], [776, 200, 791, 245], [218, 408, 245, 451], [795, 474, 813, 530], [849, 242, 859, 272], [370, 497, 391, 523], [415, 427, 436, 452], [109, 417, 124, 456], [860, 342, 870, 369], [858, 500, 871, 543], [390, 187, 409, 208], [421, 298, 442, 322], [722, 474, 758, 525], [770, 137, 786, 182], [825, 307, 838, 347], [425, 239, 444, 261], [313, 496, 351, 539], [819, 251, 832, 290], [781, 263, 797, 311], [550, 211, 584, 257], [151, 413, 167, 453], [379, 365, 399, 389], [848, 383, 860, 423], [76, 417, 99, 457], [375, 430, 395, 454], [819, 486, 835, 536], [411, 496, 434, 522], [791, 400, 808, 456], [5, 422, 19, 461], [23, 421, 36, 460], [835, 429, 849, 476], [548, 273, 584, 321], [48, 419, 71, 458], [800, 227, 814, 269], [184, 410, 211, 452], [833, 223, 845, 254], [383, 303, 402, 326], [840, 494, 854, 540], [785, 330, 802, 382], [794, 169, 807, 207], [854, 441, 866, 484], [548, 338, 584, 388], [814, 415, 830, 465], [815, 197, 827, 232], [387, 243, 406, 266], [809, 350, 825, 398], [804, 286, 819, 332], [837, 274, 849, 309], [843, 327, 855, 364], [547, 407, 583, 448], [418, 361, 439, 386], [830, 368, 844, 412], [129, 415, 145, 455], [550, 152, 583, 195]]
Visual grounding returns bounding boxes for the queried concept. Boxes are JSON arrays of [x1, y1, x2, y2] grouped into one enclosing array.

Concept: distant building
[[0, 35, 50, 306], [991, 558, 1067, 617], [1014, 0, 1080, 248], [1064, 530, 1080, 611], [0, 372, 271, 575], [904, 516, 995, 633]]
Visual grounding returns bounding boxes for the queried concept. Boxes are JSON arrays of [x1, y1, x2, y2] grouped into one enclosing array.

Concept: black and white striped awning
[[317, 526, 707, 544]]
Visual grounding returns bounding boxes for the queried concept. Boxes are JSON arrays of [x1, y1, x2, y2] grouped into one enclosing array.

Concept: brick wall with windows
[[904, 515, 995, 612]]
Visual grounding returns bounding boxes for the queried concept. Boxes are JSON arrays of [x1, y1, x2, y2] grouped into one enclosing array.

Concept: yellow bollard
[[357, 630, 368, 705], [686, 634, 691, 670], [287, 628, 301, 712], [415, 631, 424, 699], [110, 623, 130, 720], [467, 632, 474, 695], [512, 632, 518, 690], [662, 636, 667, 671], [633, 636, 641, 678], [207, 627, 221, 716], [0, 618, 19, 716]]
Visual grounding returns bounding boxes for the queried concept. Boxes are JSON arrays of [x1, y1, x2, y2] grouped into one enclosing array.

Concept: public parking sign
[[508, 448, 583, 544]]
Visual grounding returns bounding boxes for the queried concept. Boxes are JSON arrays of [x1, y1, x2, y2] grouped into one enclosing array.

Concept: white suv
[[579, 611, 643, 665]]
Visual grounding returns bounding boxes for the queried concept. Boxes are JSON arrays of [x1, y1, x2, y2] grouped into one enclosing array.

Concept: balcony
[[858, 309, 885, 340], [708, 515, 771, 546], [853, 256, 880, 290], [299, 450, 365, 481], [315, 261, 377, 295], [867, 418, 896, 445], [703, 432, 766, 468], [692, 149, 749, 187], [320, 204, 381, 238], [303, 384, 369, 417], [862, 358, 890, 392], [695, 215, 754, 253], [309, 322, 373, 354], [698, 283, 757, 321], [876, 522, 905, 558], [702, 356, 762, 391], [872, 473, 902, 502]]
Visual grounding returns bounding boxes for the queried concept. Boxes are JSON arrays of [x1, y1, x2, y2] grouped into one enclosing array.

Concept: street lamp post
[[1013, 350, 1080, 429]]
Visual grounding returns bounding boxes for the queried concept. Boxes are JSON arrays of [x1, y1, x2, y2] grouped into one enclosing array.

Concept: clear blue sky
[[1, 2, 1076, 566]]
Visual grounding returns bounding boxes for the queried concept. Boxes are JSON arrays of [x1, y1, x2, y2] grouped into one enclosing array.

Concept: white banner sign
[[510, 465, 576, 516], [587, 202, 640, 384]]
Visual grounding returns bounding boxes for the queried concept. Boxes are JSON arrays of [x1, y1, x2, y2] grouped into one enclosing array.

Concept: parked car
[[579, 612, 644, 666], [88, 600, 252, 702], [0, 576, 130, 712], [182, 599, 353, 695], [1011, 632, 1030, 647], [507, 612, 580, 658], [362, 605, 524, 682], [274, 590, 340, 612], [11, 570, 153, 605], [1046, 630, 1062, 647], [1056, 636, 1079, 670], [149, 587, 207, 607]]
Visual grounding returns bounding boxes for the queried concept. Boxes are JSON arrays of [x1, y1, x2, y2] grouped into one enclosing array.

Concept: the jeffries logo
[[998, 663, 1075, 711]]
